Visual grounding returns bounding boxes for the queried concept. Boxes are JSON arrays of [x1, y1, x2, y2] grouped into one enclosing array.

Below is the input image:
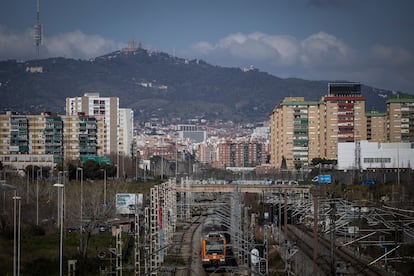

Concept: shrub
[[27, 225, 46, 236]]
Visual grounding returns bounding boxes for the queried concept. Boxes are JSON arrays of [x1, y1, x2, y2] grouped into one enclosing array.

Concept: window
[[363, 157, 391, 163]]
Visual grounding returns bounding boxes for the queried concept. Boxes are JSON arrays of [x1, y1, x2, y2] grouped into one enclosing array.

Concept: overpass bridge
[[176, 182, 311, 194], [176, 180, 312, 206]]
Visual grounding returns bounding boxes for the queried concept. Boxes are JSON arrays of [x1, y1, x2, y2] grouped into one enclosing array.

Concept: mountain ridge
[[0, 47, 393, 123]]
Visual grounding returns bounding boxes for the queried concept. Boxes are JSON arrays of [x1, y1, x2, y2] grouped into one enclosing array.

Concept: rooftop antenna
[[34, 0, 43, 57]]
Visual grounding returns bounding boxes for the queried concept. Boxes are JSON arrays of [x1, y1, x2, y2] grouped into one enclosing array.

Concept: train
[[200, 215, 229, 271], [201, 232, 227, 269]]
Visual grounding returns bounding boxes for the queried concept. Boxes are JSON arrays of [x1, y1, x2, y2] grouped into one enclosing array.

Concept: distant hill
[[0, 47, 393, 123]]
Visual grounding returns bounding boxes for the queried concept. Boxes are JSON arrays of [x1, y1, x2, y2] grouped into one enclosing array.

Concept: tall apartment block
[[269, 97, 325, 170], [66, 93, 119, 155], [10, 114, 29, 154], [0, 112, 110, 168], [1, 92, 133, 170], [270, 83, 366, 170], [0, 112, 63, 169], [44, 115, 64, 162], [62, 114, 106, 160], [366, 110, 387, 142], [323, 83, 366, 159], [387, 94, 414, 142], [118, 108, 134, 157]]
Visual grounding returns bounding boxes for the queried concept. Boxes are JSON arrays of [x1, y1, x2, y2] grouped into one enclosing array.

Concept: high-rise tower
[[66, 93, 119, 155], [34, 0, 42, 57]]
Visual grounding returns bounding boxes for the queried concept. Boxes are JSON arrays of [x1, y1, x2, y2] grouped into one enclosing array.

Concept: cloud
[[191, 41, 214, 55], [0, 25, 123, 60], [369, 44, 413, 67], [217, 32, 300, 65], [365, 44, 414, 92], [186, 31, 414, 93], [45, 30, 123, 59], [190, 31, 352, 69], [0, 25, 35, 60], [305, 0, 358, 8], [300, 32, 354, 67]]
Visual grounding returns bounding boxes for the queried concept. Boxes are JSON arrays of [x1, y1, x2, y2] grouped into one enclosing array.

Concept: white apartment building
[[66, 93, 118, 155], [118, 108, 134, 156]]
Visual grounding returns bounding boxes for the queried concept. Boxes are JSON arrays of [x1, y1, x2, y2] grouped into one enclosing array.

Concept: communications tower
[[34, 0, 43, 57]]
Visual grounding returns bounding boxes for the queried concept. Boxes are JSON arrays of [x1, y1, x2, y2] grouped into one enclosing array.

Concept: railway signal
[[259, 259, 267, 275]]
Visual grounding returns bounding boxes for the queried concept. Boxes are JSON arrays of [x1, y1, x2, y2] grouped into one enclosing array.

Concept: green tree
[[25, 165, 39, 179], [83, 160, 101, 179], [101, 163, 117, 178], [281, 156, 287, 170], [0, 161, 3, 180]]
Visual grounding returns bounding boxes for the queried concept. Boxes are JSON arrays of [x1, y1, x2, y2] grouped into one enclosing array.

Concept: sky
[[0, 0, 413, 93]]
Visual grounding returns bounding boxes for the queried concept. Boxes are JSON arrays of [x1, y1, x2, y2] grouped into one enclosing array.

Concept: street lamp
[[13, 194, 21, 276], [58, 171, 63, 185], [36, 170, 41, 226], [0, 183, 16, 214], [100, 169, 107, 209], [77, 167, 84, 255], [135, 151, 138, 181], [2, 184, 17, 276], [53, 183, 64, 276], [116, 149, 120, 179]]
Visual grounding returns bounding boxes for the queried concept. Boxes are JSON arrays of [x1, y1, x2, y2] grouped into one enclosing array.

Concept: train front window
[[206, 240, 224, 254]]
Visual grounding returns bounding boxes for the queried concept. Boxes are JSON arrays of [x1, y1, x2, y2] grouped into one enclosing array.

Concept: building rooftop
[[387, 94, 414, 103]]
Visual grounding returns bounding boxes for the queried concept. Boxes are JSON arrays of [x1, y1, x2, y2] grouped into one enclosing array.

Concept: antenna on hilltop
[[34, 0, 43, 57]]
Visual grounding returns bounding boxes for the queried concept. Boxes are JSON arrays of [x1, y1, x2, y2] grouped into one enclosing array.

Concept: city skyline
[[0, 0, 413, 94]]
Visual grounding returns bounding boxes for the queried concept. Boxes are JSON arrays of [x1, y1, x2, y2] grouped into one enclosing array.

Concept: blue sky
[[0, 0, 413, 93]]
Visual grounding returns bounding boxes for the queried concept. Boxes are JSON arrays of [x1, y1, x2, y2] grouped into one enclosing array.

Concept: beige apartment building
[[270, 83, 366, 170], [387, 94, 414, 142], [269, 97, 325, 170], [0, 93, 132, 171], [366, 110, 387, 142], [323, 83, 367, 159], [0, 112, 64, 156], [61, 114, 106, 160], [66, 93, 134, 157], [196, 142, 215, 165], [66, 93, 120, 155], [0, 112, 57, 169], [0, 111, 108, 169]]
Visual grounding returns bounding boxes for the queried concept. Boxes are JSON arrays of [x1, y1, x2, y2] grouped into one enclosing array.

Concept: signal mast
[[34, 0, 42, 57]]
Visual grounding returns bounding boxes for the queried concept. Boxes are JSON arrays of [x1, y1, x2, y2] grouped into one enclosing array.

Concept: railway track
[[175, 215, 236, 276], [287, 224, 387, 276], [173, 216, 203, 276]]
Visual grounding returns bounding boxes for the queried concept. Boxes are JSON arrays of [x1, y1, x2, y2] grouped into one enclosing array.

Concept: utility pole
[[161, 138, 164, 180], [278, 188, 282, 245], [313, 191, 319, 276], [284, 191, 288, 237], [330, 195, 336, 275]]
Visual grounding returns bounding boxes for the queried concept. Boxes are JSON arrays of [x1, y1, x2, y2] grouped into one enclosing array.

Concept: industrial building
[[337, 140, 414, 170]]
